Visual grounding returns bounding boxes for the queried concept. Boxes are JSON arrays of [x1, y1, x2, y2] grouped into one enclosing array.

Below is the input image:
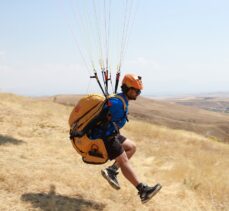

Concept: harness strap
[[109, 94, 127, 111]]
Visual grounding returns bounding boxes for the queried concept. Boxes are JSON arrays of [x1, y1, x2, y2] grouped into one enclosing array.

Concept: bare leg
[[101, 139, 139, 189], [101, 139, 162, 202], [112, 139, 136, 169], [115, 151, 140, 187], [122, 139, 136, 159]]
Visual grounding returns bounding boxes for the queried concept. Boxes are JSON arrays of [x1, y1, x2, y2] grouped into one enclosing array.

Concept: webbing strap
[[108, 94, 127, 111]]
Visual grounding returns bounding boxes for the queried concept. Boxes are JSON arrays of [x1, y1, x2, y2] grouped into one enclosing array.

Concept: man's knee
[[124, 139, 136, 154], [131, 141, 136, 154]]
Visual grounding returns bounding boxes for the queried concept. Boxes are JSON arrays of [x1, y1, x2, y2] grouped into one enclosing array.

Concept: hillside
[[160, 94, 229, 113], [0, 93, 229, 210], [45, 94, 229, 143]]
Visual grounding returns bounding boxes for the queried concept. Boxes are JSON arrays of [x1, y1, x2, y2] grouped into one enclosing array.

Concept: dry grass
[[0, 93, 229, 210], [124, 121, 229, 210]]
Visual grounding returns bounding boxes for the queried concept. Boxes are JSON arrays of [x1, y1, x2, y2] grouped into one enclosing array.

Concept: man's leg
[[122, 138, 136, 159], [114, 151, 162, 203], [110, 138, 136, 170], [101, 137, 135, 189], [115, 151, 140, 186], [101, 139, 162, 202]]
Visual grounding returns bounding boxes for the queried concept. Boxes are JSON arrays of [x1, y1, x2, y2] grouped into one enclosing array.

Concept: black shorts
[[103, 134, 126, 160]]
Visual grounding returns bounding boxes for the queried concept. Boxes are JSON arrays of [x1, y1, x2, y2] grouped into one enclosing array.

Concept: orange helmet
[[122, 74, 143, 90]]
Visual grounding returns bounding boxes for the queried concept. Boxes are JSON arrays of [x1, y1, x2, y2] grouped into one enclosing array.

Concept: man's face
[[126, 88, 141, 100]]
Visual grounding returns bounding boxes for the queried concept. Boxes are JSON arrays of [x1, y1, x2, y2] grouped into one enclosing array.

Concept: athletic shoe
[[101, 167, 120, 190], [138, 183, 162, 203]]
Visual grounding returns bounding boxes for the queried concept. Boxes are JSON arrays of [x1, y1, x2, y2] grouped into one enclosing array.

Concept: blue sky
[[0, 0, 229, 96]]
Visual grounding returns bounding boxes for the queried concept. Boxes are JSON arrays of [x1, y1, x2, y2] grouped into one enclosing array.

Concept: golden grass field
[[0, 93, 229, 211]]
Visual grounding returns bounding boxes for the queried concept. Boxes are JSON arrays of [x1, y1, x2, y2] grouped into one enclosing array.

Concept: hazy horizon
[[1, 90, 228, 99]]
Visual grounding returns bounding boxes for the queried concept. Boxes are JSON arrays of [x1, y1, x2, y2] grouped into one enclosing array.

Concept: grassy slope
[[0, 93, 229, 211], [129, 97, 229, 143]]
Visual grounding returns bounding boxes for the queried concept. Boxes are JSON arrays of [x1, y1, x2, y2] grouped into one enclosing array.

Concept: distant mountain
[[129, 96, 229, 143], [159, 94, 229, 113]]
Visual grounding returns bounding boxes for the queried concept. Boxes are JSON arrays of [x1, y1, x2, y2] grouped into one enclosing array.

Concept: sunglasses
[[132, 88, 141, 95]]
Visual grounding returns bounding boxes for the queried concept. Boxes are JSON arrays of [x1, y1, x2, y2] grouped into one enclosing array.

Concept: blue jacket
[[89, 93, 128, 139]]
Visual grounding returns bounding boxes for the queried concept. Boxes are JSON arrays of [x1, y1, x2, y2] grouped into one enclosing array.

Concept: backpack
[[68, 93, 127, 164]]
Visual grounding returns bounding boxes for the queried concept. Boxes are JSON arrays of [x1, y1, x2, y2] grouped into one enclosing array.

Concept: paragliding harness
[[69, 93, 127, 164]]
